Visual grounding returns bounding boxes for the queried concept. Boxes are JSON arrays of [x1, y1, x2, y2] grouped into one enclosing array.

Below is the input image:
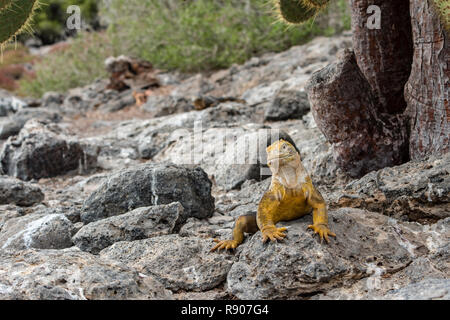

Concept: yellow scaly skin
[[211, 139, 335, 251]]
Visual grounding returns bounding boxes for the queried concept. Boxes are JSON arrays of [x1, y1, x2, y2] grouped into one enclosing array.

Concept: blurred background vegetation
[[31, 0, 99, 45], [1, 0, 350, 97]]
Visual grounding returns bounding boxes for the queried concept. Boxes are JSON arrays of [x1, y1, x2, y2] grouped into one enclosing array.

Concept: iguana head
[[266, 139, 300, 173]]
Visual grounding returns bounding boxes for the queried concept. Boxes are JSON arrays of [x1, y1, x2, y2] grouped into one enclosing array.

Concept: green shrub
[[18, 32, 114, 97], [19, 0, 351, 97], [101, 0, 333, 72]]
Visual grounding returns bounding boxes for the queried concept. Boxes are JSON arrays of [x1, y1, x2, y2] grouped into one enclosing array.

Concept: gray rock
[[242, 81, 285, 106], [0, 108, 61, 140], [332, 153, 450, 222], [0, 205, 25, 232], [384, 279, 450, 300], [33, 206, 81, 224], [0, 248, 171, 300], [100, 90, 135, 112], [202, 34, 351, 100], [0, 176, 44, 206], [227, 208, 413, 299], [215, 179, 269, 219], [264, 90, 310, 121], [100, 235, 236, 291], [312, 256, 447, 300], [170, 74, 215, 100], [178, 215, 234, 239], [0, 118, 22, 140], [215, 129, 298, 190], [0, 96, 27, 116], [91, 102, 258, 164], [81, 163, 214, 223], [0, 120, 98, 181], [137, 131, 171, 160], [73, 203, 183, 254], [56, 80, 113, 116], [0, 213, 74, 251], [142, 95, 194, 118], [42, 91, 65, 107]]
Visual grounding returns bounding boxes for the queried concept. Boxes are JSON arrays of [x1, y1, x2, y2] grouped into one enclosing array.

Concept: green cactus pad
[[275, 0, 319, 24], [433, 0, 450, 30], [0, 0, 39, 45], [303, 0, 330, 9]]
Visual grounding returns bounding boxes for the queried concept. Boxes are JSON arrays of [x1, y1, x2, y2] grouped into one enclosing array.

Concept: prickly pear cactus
[[0, 0, 40, 46], [303, 0, 330, 9], [274, 0, 320, 24], [433, 0, 450, 30]]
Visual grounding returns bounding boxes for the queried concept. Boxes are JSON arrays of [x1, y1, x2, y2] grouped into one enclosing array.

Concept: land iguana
[[211, 139, 335, 251]]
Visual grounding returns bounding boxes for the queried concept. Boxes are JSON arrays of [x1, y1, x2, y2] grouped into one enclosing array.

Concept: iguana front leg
[[210, 214, 258, 251], [257, 191, 287, 243], [305, 184, 336, 243]]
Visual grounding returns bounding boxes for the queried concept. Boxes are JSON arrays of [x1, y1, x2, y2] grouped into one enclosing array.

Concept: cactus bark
[[306, 49, 409, 178], [306, 0, 449, 177], [350, 0, 413, 114], [405, 0, 450, 159]]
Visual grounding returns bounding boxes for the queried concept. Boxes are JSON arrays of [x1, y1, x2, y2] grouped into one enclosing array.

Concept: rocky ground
[[0, 32, 448, 300]]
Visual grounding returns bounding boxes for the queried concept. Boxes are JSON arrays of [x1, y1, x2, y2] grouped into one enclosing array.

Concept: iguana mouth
[[267, 154, 294, 162]]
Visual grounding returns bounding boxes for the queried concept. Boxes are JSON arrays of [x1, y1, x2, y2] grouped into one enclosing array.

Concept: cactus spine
[[274, 0, 320, 24], [0, 0, 40, 47], [303, 0, 331, 9]]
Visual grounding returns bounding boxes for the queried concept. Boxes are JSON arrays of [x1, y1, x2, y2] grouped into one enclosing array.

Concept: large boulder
[[73, 203, 183, 254], [100, 235, 236, 291], [264, 90, 310, 121], [0, 120, 98, 181], [81, 163, 214, 223], [332, 153, 450, 223], [0, 248, 171, 300], [0, 214, 74, 251], [227, 208, 414, 299], [0, 176, 44, 206]]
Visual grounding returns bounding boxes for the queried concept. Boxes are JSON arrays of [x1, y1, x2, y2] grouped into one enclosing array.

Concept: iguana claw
[[307, 224, 336, 243], [261, 225, 287, 243], [210, 239, 239, 251]]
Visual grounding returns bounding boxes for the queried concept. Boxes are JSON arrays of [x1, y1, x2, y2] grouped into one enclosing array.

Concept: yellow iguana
[[211, 139, 335, 251]]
